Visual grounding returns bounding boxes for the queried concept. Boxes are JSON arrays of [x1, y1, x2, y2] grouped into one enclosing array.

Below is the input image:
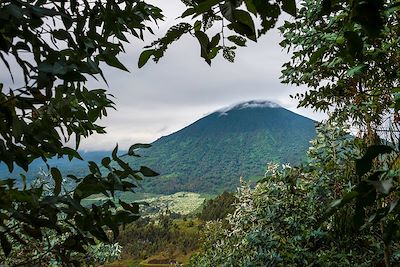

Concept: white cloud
[[216, 100, 281, 114]]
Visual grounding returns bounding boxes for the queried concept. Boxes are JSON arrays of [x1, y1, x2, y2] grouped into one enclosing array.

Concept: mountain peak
[[216, 100, 281, 115], [126, 100, 316, 194]]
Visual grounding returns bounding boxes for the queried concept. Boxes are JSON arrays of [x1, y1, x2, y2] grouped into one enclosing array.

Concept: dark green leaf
[[138, 49, 155, 68], [62, 147, 83, 161], [220, 1, 235, 22], [244, 0, 257, 15], [223, 47, 235, 62], [119, 200, 139, 214], [194, 20, 202, 31], [112, 145, 119, 160], [234, 10, 255, 33], [181, 8, 196, 18], [281, 0, 297, 16], [0, 233, 11, 257], [88, 161, 100, 175], [128, 143, 151, 156], [347, 64, 366, 77], [209, 33, 221, 48], [102, 157, 111, 167], [194, 31, 211, 65], [139, 166, 159, 177], [103, 54, 129, 72], [52, 29, 70, 40]]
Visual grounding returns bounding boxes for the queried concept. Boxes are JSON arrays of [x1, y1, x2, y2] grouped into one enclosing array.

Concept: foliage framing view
[[0, 0, 399, 266], [0, 0, 164, 264]]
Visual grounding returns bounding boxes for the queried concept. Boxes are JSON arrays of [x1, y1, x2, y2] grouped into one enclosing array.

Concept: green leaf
[[74, 176, 107, 200], [244, 0, 257, 15], [181, 8, 196, 18], [88, 161, 100, 175], [52, 29, 70, 40], [102, 157, 111, 167], [0, 233, 11, 257], [103, 54, 129, 72], [62, 147, 83, 161], [209, 33, 221, 48], [194, 31, 211, 65], [63, 235, 86, 253], [119, 200, 139, 214], [128, 143, 151, 156], [227, 11, 257, 41], [309, 48, 325, 64], [234, 10, 255, 32], [228, 35, 247, 47], [7, 4, 23, 19], [330, 190, 359, 209], [139, 166, 159, 177], [112, 145, 119, 160], [138, 49, 155, 68], [347, 64, 366, 77], [15, 149, 29, 172], [220, 1, 235, 22], [51, 167, 62, 196], [62, 16, 73, 30], [281, 0, 297, 16], [194, 20, 202, 31]]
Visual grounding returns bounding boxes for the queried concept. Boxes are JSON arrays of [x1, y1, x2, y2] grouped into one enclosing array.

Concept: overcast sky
[[3, 1, 327, 151]]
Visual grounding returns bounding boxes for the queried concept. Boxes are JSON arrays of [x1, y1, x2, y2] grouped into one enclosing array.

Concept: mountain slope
[[128, 100, 316, 194]]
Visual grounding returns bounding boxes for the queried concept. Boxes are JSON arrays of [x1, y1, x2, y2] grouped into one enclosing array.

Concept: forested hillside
[[125, 100, 316, 194]]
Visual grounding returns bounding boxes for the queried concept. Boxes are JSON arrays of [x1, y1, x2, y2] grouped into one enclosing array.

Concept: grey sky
[[2, 1, 327, 151]]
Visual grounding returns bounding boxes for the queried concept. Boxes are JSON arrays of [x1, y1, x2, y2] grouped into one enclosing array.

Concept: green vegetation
[[0, 0, 163, 264], [117, 214, 201, 266], [191, 123, 399, 266], [111, 190, 238, 266], [126, 102, 316, 194], [1, 0, 400, 265], [197, 191, 237, 222]]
